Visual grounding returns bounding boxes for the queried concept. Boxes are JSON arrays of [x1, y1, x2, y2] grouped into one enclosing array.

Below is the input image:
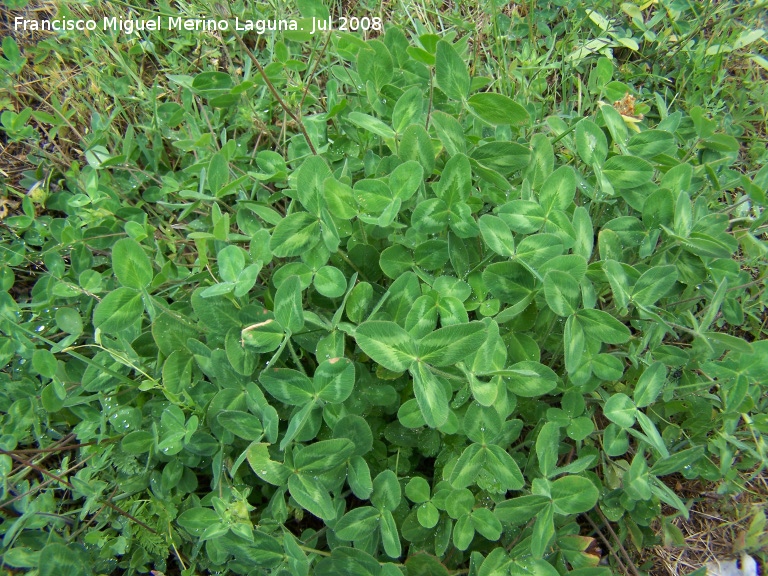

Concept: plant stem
[[229, 27, 318, 155]]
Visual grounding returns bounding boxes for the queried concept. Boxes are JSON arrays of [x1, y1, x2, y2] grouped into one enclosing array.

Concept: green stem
[[229, 28, 317, 155], [287, 338, 307, 375]]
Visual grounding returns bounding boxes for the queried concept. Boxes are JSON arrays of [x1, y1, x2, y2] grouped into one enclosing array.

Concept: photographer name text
[[14, 15, 383, 35]]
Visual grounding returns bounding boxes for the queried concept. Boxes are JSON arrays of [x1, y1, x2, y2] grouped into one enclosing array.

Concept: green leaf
[[393, 87, 424, 133], [224, 327, 257, 376], [314, 358, 354, 403], [550, 476, 599, 514], [471, 142, 530, 175], [450, 443, 486, 489], [417, 502, 440, 529], [415, 240, 448, 271], [216, 410, 263, 441], [405, 553, 451, 576], [55, 307, 83, 335], [241, 318, 284, 353], [445, 488, 476, 518], [334, 507, 380, 540], [536, 422, 560, 478], [418, 322, 487, 367], [192, 288, 240, 333], [314, 266, 347, 298], [603, 423, 629, 457], [592, 353, 625, 381], [32, 349, 57, 379], [295, 438, 355, 473], [602, 260, 631, 312], [703, 331, 754, 354], [345, 282, 373, 324], [379, 245, 412, 280], [464, 402, 502, 444], [681, 232, 734, 259], [93, 287, 143, 333], [467, 93, 529, 126], [631, 266, 678, 307], [324, 178, 357, 219], [603, 393, 637, 428], [389, 161, 423, 201], [577, 309, 631, 344], [411, 361, 450, 428], [499, 200, 545, 234], [358, 40, 394, 90], [270, 212, 321, 257], [563, 314, 586, 375], [634, 411, 670, 458], [625, 450, 652, 500], [0, 37, 24, 74], [380, 509, 402, 558], [236, 263, 261, 298], [470, 319, 505, 378], [315, 547, 381, 576], [274, 275, 304, 333], [573, 206, 594, 259], [633, 361, 667, 408], [348, 111, 396, 139], [432, 110, 466, 156], [208, 150, 229, 194], [575, 119, 608, 164], [515, 233, 563, 270], [400, 124, 435, 175], [200, 282, 235, 298], [259, 368, 314, 405], [543, 271, 580, 316], [411, 199, 449, 235], [479, 215, 515, 257], [539, 166, 576, 213], [527, 134, 554, 188], [297, 155, 332, 215], [602, 155, 654, 190], [453, 513, 475, 550], [121, 430, 154, 454], [651, 477, 689, 517], [651, 445, 705, 476], [3, 547, 38, 569], [500, 362, 558, 397], [405, 477, 431, 503], [494, 495, 550, 525], [288, 473, 337, 521], [471, 507, 502, 541], [192, 70, 233, 95], [405, 294, 439, 339], [111, 238, 153, 290], [372, 469, 401, 512], [177, 507, 221, 537], [385, 272, 422, 323], [484, 445, 524, 490], [217, 245, 245, 283], [435, 41, 469, 101], [355, 321, 417, 372], [661, 162, 692, 193], [600, 104, 629, 149], [626, 130, 675, 158], [331, 415, 371, 459], [347, 456, 374, 499], [436, 153, 472, 207], [531, 504, 555, 558]]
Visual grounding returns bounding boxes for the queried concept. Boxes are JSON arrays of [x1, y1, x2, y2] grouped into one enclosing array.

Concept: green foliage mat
[[1, 3, 767, 575]]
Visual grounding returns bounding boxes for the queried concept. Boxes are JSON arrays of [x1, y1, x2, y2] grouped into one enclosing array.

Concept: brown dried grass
[[639, 473, 768, 576]]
